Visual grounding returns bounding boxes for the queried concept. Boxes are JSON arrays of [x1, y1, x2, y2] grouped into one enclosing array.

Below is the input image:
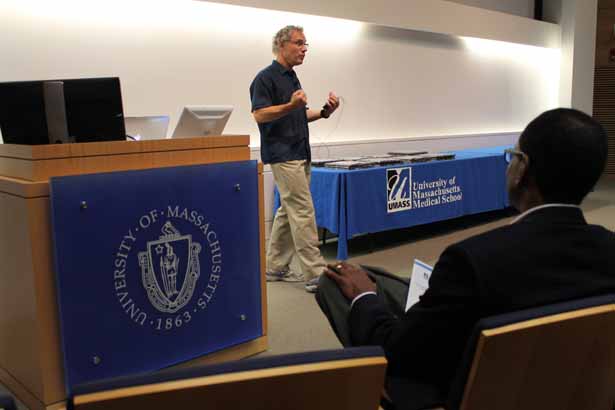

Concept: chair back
[[69, 346, 387, 410], [447, 294, 615, 410]]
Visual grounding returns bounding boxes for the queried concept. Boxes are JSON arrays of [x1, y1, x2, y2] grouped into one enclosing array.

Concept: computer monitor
[[63, 77, 126, 143], [124, 115, 170, 140], [43, 80, 71, 144], [171, 105, 233, 138], [0, 80, 49, 145], [0, 77, 126, 145]]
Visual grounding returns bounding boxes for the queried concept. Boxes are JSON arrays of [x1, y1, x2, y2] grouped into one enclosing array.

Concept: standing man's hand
[[253, 89, 307, 123], [290, 89, 308, 109], [324, 261, 376, 301], [322, 91, 340, 117]]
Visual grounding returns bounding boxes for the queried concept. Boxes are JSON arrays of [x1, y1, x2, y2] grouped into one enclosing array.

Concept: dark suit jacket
[[349, 206, 615, 410]]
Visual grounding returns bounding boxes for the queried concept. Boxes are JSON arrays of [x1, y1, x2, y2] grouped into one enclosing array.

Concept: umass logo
[[112, 205, 223, 332], [386, 167, 412, 213]]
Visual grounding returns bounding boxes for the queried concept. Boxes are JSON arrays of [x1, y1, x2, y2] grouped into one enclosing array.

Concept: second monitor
[[125, 115, 170, 140], [171, 105, 233, 138]]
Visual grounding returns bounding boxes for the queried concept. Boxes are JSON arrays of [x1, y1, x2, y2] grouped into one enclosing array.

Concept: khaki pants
[[267, 160, 325, 280]]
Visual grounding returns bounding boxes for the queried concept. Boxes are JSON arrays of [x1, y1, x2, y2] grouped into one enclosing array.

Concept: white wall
[[209, 0, 559, 48], [447, 0, 535, 18], [544, 0, 598, 114], [0, 0, 560, 148]]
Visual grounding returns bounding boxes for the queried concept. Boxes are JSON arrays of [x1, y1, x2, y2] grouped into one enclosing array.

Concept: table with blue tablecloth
[[274, 146, 511, 260]]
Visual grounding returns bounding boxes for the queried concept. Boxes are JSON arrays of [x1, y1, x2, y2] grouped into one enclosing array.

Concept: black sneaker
[[266, 270, 304, 282]]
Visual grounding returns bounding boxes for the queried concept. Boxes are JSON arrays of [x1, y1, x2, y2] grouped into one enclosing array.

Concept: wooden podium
[[0, 136, 267, 410]]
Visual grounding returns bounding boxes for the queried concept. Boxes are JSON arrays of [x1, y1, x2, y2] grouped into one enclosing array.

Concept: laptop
[[124, 115, 170, 140]]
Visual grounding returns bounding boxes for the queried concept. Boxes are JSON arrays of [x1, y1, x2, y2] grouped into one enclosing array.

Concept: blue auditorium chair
[[68, 346, 387, 410], [387, 294, 615, 410], [0, 393, 16, 410]]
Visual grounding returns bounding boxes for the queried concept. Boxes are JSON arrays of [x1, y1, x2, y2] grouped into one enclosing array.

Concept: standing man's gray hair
[[272, 25, 304, 55]]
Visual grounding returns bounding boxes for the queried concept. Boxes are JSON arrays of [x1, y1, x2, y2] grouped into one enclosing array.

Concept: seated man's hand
[[324, 261, 376, 301]]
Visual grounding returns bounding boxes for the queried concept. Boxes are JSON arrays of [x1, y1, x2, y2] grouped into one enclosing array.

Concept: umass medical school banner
[[308, 150, 508, 260], [50, 160, 262, 392]]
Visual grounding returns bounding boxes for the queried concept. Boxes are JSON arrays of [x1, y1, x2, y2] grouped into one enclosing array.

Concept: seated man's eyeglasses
[[504, 148, 529, 164]]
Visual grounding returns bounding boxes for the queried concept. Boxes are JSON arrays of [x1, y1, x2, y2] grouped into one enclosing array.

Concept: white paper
[[405, 259, 434, 311]]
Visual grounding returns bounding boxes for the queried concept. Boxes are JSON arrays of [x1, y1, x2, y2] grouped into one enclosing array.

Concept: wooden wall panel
[[595, 1, 615, 174], [594, 68, 615, 174]]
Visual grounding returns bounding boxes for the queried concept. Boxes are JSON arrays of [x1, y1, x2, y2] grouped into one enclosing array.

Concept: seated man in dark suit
[[315, 108, 615, 410]]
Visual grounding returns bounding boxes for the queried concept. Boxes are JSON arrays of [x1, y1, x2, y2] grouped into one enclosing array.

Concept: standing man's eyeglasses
[[504, 148, 529, 164], [289, 40, 309, 48]]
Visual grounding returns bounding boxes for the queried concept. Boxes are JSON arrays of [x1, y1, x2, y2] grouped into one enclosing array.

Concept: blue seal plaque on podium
[[49, 160, 262, 392]]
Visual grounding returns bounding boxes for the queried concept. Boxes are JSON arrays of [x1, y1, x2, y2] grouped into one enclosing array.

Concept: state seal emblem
[[114, 205, 223, 332], [138, 221, 202, 314]]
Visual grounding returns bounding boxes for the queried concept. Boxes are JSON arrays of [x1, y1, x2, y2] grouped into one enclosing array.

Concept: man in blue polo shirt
[[250, 25, 339, 293]]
